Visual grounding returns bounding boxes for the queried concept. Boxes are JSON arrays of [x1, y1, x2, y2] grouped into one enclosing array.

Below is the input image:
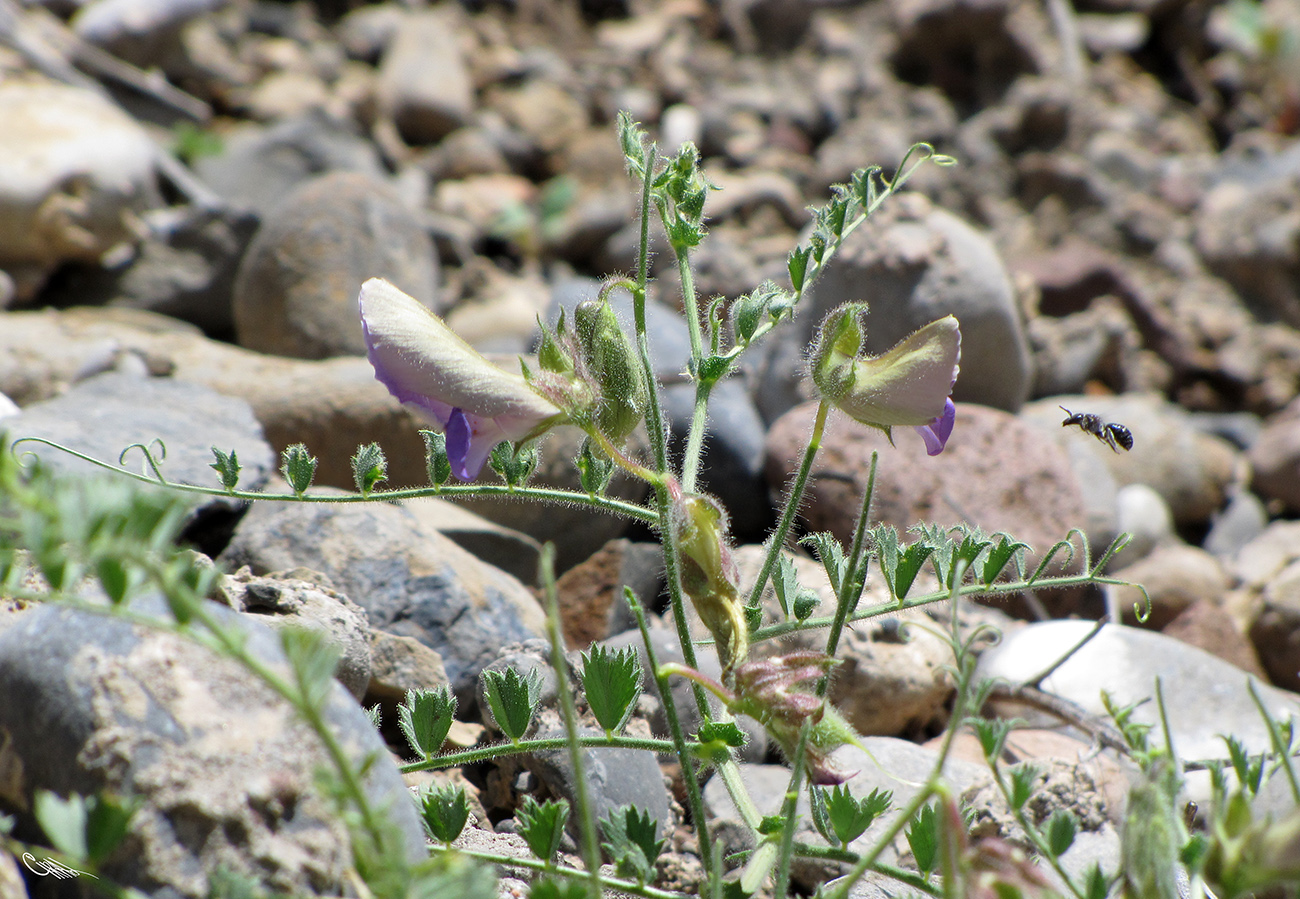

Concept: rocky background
[[2, 0, 1300, 895]]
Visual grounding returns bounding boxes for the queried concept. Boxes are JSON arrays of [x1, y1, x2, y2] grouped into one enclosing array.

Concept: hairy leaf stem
[[823, 450, 878, 666], [399, 734, 682, 773], [9, 437, 660, 524], [745, 400, 830, 610]]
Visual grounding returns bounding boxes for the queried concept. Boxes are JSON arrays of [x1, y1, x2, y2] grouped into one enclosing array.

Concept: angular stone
[[219, 497, 546, 701]]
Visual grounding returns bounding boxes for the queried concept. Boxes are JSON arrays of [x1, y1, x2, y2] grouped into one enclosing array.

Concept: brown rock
[[366, 628, 451, 705], [1163, 601, 1268, 681], [765, 401, 1089, 577], [1250, 397, 1300, 515], [554, 539, 628, 649], [232, 171, 439, 359], [1248, 559, 1300, 693], [1109, 543, 1230, 631]]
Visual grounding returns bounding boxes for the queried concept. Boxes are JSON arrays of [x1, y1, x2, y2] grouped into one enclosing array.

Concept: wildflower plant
[[10, 111, 1291, 899]]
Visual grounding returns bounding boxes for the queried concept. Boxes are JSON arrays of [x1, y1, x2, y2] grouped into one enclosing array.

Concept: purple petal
[[914, 399, 956, 456], [446, 409, 474, 480], [445, 408, 510, 481]]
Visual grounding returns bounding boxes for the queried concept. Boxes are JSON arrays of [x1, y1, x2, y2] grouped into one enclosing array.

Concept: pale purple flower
[[811, 308, 961, 455], [359, 278, 562, 480]]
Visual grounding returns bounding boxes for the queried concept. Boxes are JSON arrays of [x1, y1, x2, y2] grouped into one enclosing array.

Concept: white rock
[[977, 620, 1300, 803]]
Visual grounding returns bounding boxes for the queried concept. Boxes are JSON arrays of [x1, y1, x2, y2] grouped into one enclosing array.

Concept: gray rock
[[39, 205, 258, 338], [1195, 142, 1300, 328], [402, 498, 543, 586], [1112, 482, 1176, 566], [0, 306, 197, 406], [376, 7, 473, 145], [112, 206, 257, 337], [1107, 544, 1229, 630], [218, 567, 373, 700], [0, 82, 161, 298], [1202, 490, 1269, 560], [1248, 559, 1300, 693], [526, 723, 673, 846], [889, 0, 1042, 104], [5, 371, 275, 524], [1024, 297, 1135, 398], [193, 113, 387, 218], [218, 496, 546, 701], [232, 171, 439, 359], [72, 0, 228, 64], [0, 597, 425, 897], [1230, 520, 1300, 593], [336, 3, 406, 62], [757, 194, 1031, 423], [457, 421, 647, 574], [0, 304, 446, 492], [1249, 395, 1300, 515]]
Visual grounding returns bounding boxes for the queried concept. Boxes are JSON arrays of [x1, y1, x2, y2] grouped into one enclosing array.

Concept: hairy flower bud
[[810, 305, 961, 455], [676, 493, 747, 679], [730, 652, 861, 785], [575, 298, 648, 444]]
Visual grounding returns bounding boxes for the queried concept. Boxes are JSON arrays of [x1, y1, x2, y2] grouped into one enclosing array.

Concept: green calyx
[[809, 303, 867, 405], [575, 298, 648, 443]]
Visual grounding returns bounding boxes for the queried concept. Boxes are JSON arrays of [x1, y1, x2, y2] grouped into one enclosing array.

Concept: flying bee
[[1059, 406, 1134, 453]]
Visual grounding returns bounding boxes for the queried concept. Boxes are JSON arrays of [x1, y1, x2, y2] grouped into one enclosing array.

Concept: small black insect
[[1059, 406, 1134, 453]]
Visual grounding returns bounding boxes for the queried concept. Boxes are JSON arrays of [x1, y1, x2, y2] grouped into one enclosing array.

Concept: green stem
[[772, 720, 812, 899], [628, 140, 711, 726], [745, 401, 830, 610], [6, 440, 660, 523], [671, 238, 709, 495], [822, 450, 878, 667], [629, 590, 715, 882], [989, 763, 1088, 898], [822, 609, 974, 899], [539, 545, 604, 899], [585, 424, 665, 489], [786, 845, 940, 894], [432, 846, 693, 899], [749, 572, 1137, 644], [680, 381, 711, 495], [400, 734, 682, 773], [671, 226, 706, 367]]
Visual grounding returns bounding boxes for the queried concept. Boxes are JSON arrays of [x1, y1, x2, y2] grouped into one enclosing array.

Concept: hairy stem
[[745, 400, 830, 610]]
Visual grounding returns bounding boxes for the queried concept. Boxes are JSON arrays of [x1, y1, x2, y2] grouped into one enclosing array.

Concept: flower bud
[[575, 299, 648, 443], [676, 493, 747, 678], [536, 309, 575, 375], [729, 652, 862, 785]]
